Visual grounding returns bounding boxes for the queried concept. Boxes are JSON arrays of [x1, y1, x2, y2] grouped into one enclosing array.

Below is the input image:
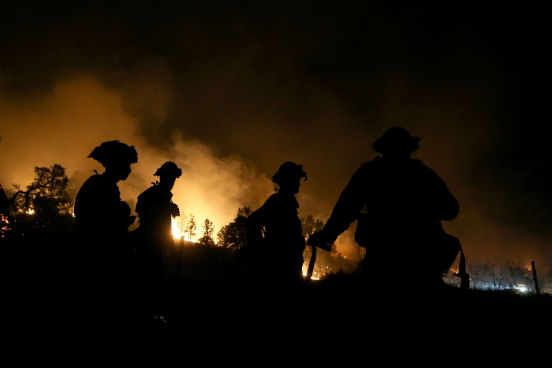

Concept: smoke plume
[[1, 2, 551, 280]]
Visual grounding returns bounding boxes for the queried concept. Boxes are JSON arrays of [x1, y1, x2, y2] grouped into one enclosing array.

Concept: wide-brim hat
[[88, 140, 138, 167], [154, 161, 182, 178], [272, 161, 307, 185], [372, 127, 420, 155]]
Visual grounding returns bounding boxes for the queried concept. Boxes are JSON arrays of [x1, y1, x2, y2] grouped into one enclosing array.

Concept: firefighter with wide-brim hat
[[246, 161, 308, 285], [371, 126, 421, 156], [308, 127, 460, 290]]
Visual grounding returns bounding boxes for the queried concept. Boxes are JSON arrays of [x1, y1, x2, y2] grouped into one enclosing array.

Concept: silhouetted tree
[[300, 215, 324, 240], [197, 218, 216, 246], [185, 214, 197, 242], [12, 164, 75, 234], [175, 214, 187, 240], [13, 164, 72, 214], [217, 207, 251, 249]]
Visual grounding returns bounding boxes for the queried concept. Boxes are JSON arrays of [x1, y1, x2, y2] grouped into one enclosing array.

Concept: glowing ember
[[0, 215, 10, 238]]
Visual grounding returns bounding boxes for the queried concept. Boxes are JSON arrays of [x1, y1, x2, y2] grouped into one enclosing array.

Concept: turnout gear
[[246, 162, 307, 283], [309, 127, 461, 288]]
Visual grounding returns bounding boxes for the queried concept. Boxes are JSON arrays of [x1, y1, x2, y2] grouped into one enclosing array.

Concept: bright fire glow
[[171, 217, 184, 240], [302, 268, 322, 281], [302, 271, 319, 281], [0, 215, 11, 238]]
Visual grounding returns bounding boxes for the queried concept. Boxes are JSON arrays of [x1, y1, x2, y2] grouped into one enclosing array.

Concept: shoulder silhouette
[[74, 140, 138, 237]]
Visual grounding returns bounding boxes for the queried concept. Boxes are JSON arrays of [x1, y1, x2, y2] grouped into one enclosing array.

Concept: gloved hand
[[307, 231, 333, 252]]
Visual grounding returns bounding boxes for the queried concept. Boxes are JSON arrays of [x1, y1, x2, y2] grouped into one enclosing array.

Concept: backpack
[[433, 222, 469, 289]]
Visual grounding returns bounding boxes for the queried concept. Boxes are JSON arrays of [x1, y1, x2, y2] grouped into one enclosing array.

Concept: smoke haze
[[0, 75, 273, 237], [1, 2, 550, 273]]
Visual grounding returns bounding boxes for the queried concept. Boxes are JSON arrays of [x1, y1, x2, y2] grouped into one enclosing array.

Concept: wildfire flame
[[0, 215, 11, 238], [302, 272, 321, 281], [171, 217, 184, 241]]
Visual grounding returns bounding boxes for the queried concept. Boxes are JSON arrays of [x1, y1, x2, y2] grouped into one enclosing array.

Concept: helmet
[[88, 140, 138, 167], [154, 161, 182, 178], [272, 161, 307, 185], [372, 127, 420, 155]]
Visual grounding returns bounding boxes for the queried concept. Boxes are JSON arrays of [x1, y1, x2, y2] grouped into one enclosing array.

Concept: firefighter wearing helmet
[[74, 140, 138, 240], [73, 140, 138, 294], [246, 161, 308, 284], [136, 161, 182, 240], [308, 127, 460, 289], [134, 161, 182, 314]]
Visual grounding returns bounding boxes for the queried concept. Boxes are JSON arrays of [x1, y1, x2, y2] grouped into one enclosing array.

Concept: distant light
[[514, 284, 529, 293]]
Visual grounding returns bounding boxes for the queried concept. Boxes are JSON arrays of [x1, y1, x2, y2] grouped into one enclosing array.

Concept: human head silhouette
[[88, 140, 138, 182], [272, 162, 307, 195], [372, 127, 420, 160], [154, 161, 182, 190]]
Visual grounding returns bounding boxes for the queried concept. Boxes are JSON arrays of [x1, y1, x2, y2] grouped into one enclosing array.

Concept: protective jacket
[[136, 184, 177, 245], [246, 192, 306, 281], [73, 173, 134, 284], [74, 174, 133, 239], [321, 157, 459, 281]]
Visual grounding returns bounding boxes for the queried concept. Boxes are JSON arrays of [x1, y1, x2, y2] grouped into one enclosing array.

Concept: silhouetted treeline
[[216, 207, 251, 248], [2, 160, 552, 335], [1, 164, 76, 238]]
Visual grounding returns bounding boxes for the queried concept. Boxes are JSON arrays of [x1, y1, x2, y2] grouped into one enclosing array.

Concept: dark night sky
[[1, 1, 551, 266]]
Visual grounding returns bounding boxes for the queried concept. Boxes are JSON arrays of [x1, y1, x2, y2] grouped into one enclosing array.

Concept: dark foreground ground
[[2, 235, 551, 346]]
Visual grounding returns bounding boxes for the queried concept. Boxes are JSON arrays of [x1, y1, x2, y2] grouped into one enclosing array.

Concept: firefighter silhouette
[[308, 127, 460, 289], [135, 161, 182, 300], [73, 140, 138, 285], [246, 162, 307, 284]]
